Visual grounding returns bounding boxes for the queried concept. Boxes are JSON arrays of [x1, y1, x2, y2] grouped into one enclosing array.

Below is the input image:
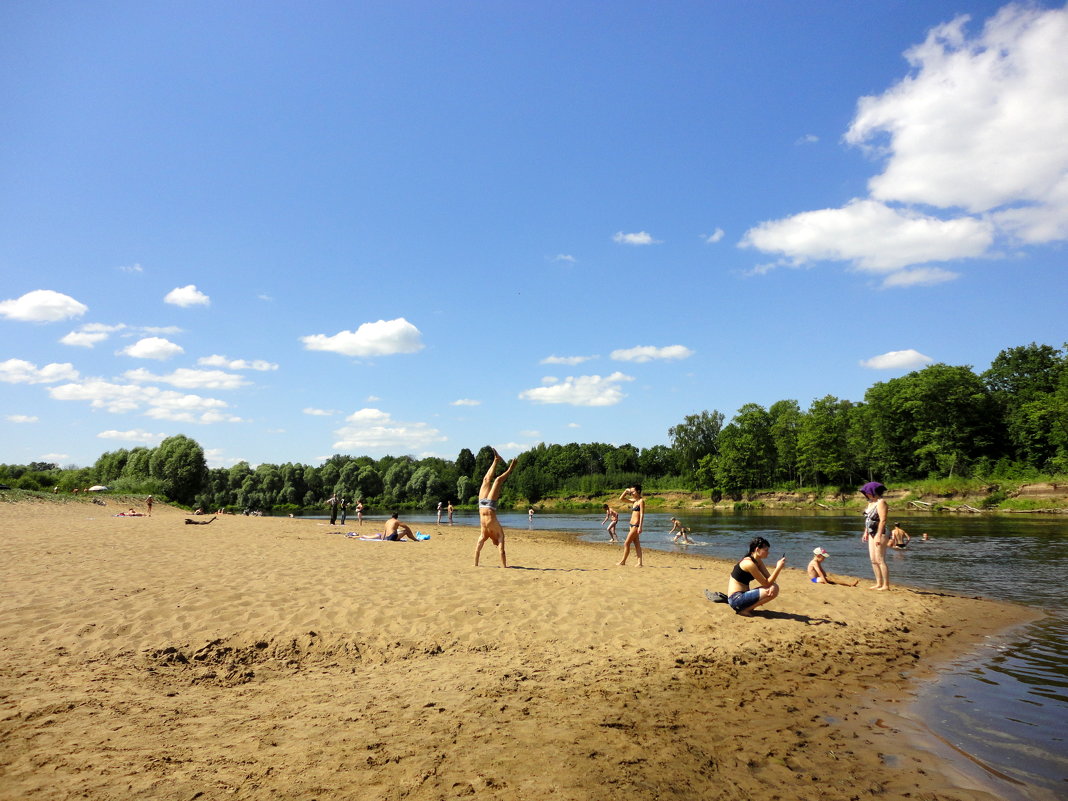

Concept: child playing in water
[[807, 547, 859, 586]]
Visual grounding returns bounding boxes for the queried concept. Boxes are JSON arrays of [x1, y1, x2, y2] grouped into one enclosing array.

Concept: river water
[[319, 508, 1068, 798]]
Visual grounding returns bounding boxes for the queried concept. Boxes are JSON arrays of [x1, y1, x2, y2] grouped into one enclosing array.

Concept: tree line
[[3, 343, 1065, 510]]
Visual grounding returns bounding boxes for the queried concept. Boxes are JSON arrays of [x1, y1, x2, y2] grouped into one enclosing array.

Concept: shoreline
[[0, 501, 1042, 801]]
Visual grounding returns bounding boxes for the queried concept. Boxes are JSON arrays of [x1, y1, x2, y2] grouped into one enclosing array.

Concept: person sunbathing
[[361, 513, 417, 541]]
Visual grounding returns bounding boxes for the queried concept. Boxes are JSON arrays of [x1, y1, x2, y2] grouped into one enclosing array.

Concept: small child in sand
[[807, 547, 859, 586]]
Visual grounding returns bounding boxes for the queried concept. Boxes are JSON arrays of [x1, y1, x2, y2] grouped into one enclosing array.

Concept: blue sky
[[2, 1, 1066, 469]]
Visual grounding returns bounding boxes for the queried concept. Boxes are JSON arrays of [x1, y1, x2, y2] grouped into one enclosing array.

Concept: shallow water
[[310, 508, 1068, 797]]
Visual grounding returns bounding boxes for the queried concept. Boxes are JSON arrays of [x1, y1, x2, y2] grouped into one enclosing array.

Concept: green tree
[[768, 400, 801, 486], [149, 435, 208, 505], [796, 396, 853, 485], [669, 410, 724, 476]]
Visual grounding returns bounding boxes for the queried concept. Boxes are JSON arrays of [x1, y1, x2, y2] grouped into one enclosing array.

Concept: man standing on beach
[[326, 494, 338, 525], [146, 495, 153, 516]]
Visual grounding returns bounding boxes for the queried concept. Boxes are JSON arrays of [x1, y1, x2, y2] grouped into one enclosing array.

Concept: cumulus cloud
[[613, 231, 660, 246], [519, 372, 634, 407], [6, 414, 38, 423], [881, 267, 960, 288], [164, 285, 210, 307], [704, 228, 726, 244], [197, 355, 279, 371], [332, 408, 446, 451], [97, 429, 167, 444], [123, 367, 249, 390], [742, 5, 1068, 282], [48, 378, 241, 423], [60, 322, 127, 348], [301, 318, 425, 357], [859, 349, 934, 370], [303, 407, 339, 416], [0, 290, 88, 322], [451, 399, 481, 406], [610, 345, 695, 363], [541, 354, 596, 366], [120, 337, 185, 360], [0, 359, 80, 384], [742, 199, 994, 272]]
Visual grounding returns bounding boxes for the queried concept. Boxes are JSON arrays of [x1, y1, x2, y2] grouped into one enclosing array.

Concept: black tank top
[[731, 561, 754, 589]]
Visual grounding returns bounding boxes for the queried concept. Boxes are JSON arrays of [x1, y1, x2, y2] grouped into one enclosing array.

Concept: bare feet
[[617, 560, 626, 566]]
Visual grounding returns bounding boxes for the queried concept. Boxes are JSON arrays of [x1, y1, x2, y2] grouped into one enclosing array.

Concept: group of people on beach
[[721, 480, 928, 616]]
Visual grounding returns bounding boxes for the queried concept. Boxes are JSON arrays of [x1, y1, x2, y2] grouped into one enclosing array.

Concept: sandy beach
[[0, 498, 1038, 801]]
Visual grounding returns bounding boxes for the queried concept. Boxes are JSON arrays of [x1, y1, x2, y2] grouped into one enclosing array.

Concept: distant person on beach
[[474, 449, 515, 567], [807, 547, 859, 586], [861, 481, 890, 590], [339, 497, 348, 526], [356, 500, 364, 525], [146, 495, 153, 516], [889, 523, 911, 549], [922, 532, 930, 541], [447, 500, 454, 525], [668, 517, 682, 537], [669, 518, 693, 544], [362, 513, 418, 541], [528, 507, 534, 523], [601, 504, 619, 542], [726, 536, 785, 616], [326, 494, 339, 525], [437, 501, 443, 524], [618, 485, 645, 567]]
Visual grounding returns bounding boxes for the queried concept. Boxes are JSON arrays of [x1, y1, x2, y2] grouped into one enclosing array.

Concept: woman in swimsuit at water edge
[[474, 449, 516, 567], [726, 536, 785, 616], [618, 485, 645, 567], [860, 481, 891, 591]]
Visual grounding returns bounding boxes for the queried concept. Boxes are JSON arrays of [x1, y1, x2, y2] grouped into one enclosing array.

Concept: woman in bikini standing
[[474, 449, 516, 567], [618, 485, 645, 567], [860, 481, 890, 590]]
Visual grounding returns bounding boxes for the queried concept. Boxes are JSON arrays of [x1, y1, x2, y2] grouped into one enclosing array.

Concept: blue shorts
[[728, 588, 762, 613]]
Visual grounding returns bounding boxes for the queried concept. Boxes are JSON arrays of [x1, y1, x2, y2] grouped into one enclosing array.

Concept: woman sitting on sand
[[860, 481, 890, 590], [618, 485, 645, 566], [474, 449, 515, 567], [726, 537, 785, 616]]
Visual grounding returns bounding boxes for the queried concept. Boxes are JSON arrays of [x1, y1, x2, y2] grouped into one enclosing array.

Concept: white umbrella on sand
[[87, 485, 110, 492]]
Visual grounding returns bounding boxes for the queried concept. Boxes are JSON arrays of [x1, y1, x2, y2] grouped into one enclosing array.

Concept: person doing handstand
[[474, 449, 515, 567]]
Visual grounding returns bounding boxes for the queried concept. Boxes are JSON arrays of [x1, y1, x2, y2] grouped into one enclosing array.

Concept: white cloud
[[164, 285, 210, 307], [610, 345, 695, 363], [60, 331, 108, 347], [303, 407, 338, 416], [60, 323, 128, 348], [859, 349, 934, 370], [6, 414, 38, 423], [567, 422, 581, 429], [123, 367, 249, 390], [552, 254, 576, 263], [742, 199, 994, 273], [332, 408, 446, 451], [704, 228, 726, 244], [0, 290, 88, 322], [519, 372, 634, 407], [300, 317, 425, 357], [140, 326, 183, 335], [120, 337, 185, 361], [366, 395, 381, 402], [743, 5, 1068, 281], [613, 231, 660, 246], [40, 453, 68, 463], [48, 378, 240, 423], [541, 354, 596, 366], [96, 429, 167, 444], [796, 134, 820, 145], [197, 355, 278, 371], [451, 399, 481, 406], [881, 267, 960, 288], [118, 263, 143, 273], [0, 359, 80, 384], [204, 448, 245, 468], [519, 429, 540, 438]]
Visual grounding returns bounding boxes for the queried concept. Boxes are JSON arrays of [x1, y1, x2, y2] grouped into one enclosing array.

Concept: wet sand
[[0, 498, 1037, 800]]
